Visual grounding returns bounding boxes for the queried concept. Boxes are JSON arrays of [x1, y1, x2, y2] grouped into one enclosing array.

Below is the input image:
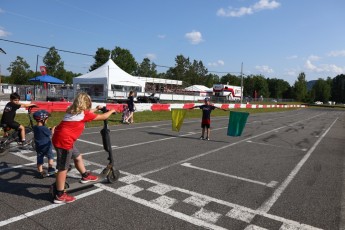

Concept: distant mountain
[[307, 80, 317, 91]]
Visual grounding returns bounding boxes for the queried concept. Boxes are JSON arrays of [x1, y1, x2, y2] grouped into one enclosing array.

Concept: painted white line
[[256, 117, 338, 214], [0, 188, 103, 227], [181, 162, 278, 188], [77, 138, 104, 147], [139, 112, 325, 177], [0, 162, 36, 173], [95, 183, 227, 230], [137, 173, 323, 229], [338, 120, 345, 230], [246, 140, 308, 152]]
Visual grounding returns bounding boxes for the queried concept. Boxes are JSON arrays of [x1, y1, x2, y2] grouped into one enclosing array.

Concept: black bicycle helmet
[[33, 110, 51, 122]]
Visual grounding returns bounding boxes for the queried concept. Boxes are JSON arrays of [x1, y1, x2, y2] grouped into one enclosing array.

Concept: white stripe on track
[[0, 188, 103, 227]]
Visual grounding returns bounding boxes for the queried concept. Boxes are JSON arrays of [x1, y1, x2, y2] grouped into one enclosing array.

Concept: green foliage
[[89, 48, 111, 71], [293, 72, 308, 102], [135, 58, 158, 77], [43, 47, 64, 78], [111, 47, 137, 75], [331, 74, 345, 103], [7, 56, 31, 84], [311, 78, 331, 103]]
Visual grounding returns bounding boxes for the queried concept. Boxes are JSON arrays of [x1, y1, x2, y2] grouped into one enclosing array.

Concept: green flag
[[171, 109, 187, 132], [227, 111, 249, 136]]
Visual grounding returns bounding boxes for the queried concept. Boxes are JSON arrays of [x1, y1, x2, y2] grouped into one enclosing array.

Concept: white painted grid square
[[116, 184, 143, 195], [192, 208, 222, 223], [183, 196, 210, 207], [150, 195, 177, 209], [226, 208, 255, 223], [147, 184, 174, 195], [118, 175, 142, 184]]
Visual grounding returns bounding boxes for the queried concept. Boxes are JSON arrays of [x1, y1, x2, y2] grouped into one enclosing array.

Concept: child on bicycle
[[0, 92, 36, 144], [33, 110, 56, 179], [52, 92, 116, 204]]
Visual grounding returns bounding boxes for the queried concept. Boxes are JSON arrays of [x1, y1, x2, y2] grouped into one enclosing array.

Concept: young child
[[52, 92, 116, 204], [124, 90, 135, 124], [32, 110, 56, 178], [190, 97, 227, 141], [122, 105, 130, 123], [0, 92, 35, 143]]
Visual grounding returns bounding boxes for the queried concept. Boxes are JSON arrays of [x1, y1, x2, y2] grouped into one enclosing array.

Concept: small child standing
[[52, 92, 116, 204], [33, 110, 56, 178]]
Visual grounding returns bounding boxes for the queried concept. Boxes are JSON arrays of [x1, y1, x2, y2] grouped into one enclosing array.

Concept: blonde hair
[[66, 92, 92, 114]]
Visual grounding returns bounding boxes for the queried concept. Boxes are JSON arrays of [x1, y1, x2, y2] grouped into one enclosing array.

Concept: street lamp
[[240, 62, 244, 104], [0, 48, 6, 95]]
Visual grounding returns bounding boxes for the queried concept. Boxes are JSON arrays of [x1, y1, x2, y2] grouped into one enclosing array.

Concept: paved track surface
[[1, 108, 345, 230]]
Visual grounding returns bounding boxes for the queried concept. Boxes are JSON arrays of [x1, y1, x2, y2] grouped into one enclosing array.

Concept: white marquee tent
[[184, 85, 213, 97], [73, 59, 146, 101]]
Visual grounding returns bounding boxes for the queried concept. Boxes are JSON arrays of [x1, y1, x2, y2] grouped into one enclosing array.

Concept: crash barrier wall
[[0, 101, 306, 114]]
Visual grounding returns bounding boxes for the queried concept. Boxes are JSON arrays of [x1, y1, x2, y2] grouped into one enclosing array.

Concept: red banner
[[40, 66, 47, 76]]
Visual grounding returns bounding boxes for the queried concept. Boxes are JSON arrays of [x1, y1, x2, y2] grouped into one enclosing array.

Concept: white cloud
[[157, 34, 166, 39], [208, 60, 225, 67], [305, 60, 344, 74], [145, 53, 156, 60], [0, 27, 11, 37], [0, 8, 4, 13], [255, 65, 274, 73], [286, 55, 298, 60], [217, 0, 280, 17], [307, 55, 321, 61], [328, 50, 345, 57], [185, 30, 203, 45]]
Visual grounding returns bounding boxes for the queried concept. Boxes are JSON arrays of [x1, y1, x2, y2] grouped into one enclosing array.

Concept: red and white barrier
[[0, 101, 306, 114]]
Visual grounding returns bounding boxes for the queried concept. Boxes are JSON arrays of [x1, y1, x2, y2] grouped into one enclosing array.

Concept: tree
[[311, 78, 331, 103], [293, 72, 308, 102], [89, 48, 111, 71], [166, 55, 190, 81], [136, 58, 158, 78], [220, 74, 241, 86], [43, 47, 64, 78], [267, 78, 291, 99], [331, 74, 345, 103], [7, 56, 31, 85], [111, 47, 137, 75]]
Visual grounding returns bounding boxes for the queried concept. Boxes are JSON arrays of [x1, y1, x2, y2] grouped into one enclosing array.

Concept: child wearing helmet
[[33, 110, 56, 178]]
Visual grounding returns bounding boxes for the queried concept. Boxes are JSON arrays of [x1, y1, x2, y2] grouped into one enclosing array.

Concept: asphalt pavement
[[1, 108, 345, 230]]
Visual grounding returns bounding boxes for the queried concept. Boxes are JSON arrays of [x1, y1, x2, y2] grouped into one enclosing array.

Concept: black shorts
[[55, 146, 80, 171], [2, 121, 20, 131], [201, 123, 210, 129]]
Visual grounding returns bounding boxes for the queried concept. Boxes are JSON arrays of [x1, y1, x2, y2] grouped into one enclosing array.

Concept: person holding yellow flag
[[190, 97, 227, 140]]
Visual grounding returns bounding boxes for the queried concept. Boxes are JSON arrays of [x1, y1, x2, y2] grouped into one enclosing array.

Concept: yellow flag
[[171, 109, 187, 132]]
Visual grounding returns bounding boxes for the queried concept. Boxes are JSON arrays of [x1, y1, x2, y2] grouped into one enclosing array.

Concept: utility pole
[[0, 48, 6, 95], [240, 62, 244, 104]]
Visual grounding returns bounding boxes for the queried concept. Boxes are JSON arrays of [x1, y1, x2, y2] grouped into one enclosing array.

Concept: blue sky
[[0, 0, 344, 85]]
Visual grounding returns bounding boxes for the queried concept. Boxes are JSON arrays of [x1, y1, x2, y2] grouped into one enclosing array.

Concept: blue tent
[[29, 75, 64, 84]]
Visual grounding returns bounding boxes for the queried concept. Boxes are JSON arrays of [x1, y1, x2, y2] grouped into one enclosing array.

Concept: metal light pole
[[0, 48, 6, 95], [240, 62, 244, 104], [34, 54, 39, 100]]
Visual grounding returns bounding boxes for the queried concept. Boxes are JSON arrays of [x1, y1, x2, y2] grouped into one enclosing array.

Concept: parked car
[[314, 101, 323, 105], [136, 93, 160, 103]]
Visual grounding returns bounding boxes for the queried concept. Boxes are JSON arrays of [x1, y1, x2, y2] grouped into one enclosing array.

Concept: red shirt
[[52, 110, 97, 150]]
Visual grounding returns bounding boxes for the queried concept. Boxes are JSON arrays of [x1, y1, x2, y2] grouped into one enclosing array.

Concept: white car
[[315, 101, 323, 105]]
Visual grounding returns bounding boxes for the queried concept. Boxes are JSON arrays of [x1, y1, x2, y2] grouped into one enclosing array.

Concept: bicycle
[[0, 105, 38, 156]]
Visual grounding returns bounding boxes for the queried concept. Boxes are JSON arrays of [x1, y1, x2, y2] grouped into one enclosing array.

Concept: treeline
[[3, 46, 345, 103]]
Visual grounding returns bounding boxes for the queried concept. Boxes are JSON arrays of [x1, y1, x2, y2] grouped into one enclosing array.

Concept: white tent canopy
[[73, 59, 146, 100], [184, 85, 213, 92]]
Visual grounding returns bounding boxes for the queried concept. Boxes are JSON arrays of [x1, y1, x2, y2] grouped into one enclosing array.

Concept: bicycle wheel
[[0, 141, 10, 156], [25, 127, 35, 150]]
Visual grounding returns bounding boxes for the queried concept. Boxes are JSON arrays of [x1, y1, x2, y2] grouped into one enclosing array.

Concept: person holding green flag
[[190, 97, 227, 140]]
